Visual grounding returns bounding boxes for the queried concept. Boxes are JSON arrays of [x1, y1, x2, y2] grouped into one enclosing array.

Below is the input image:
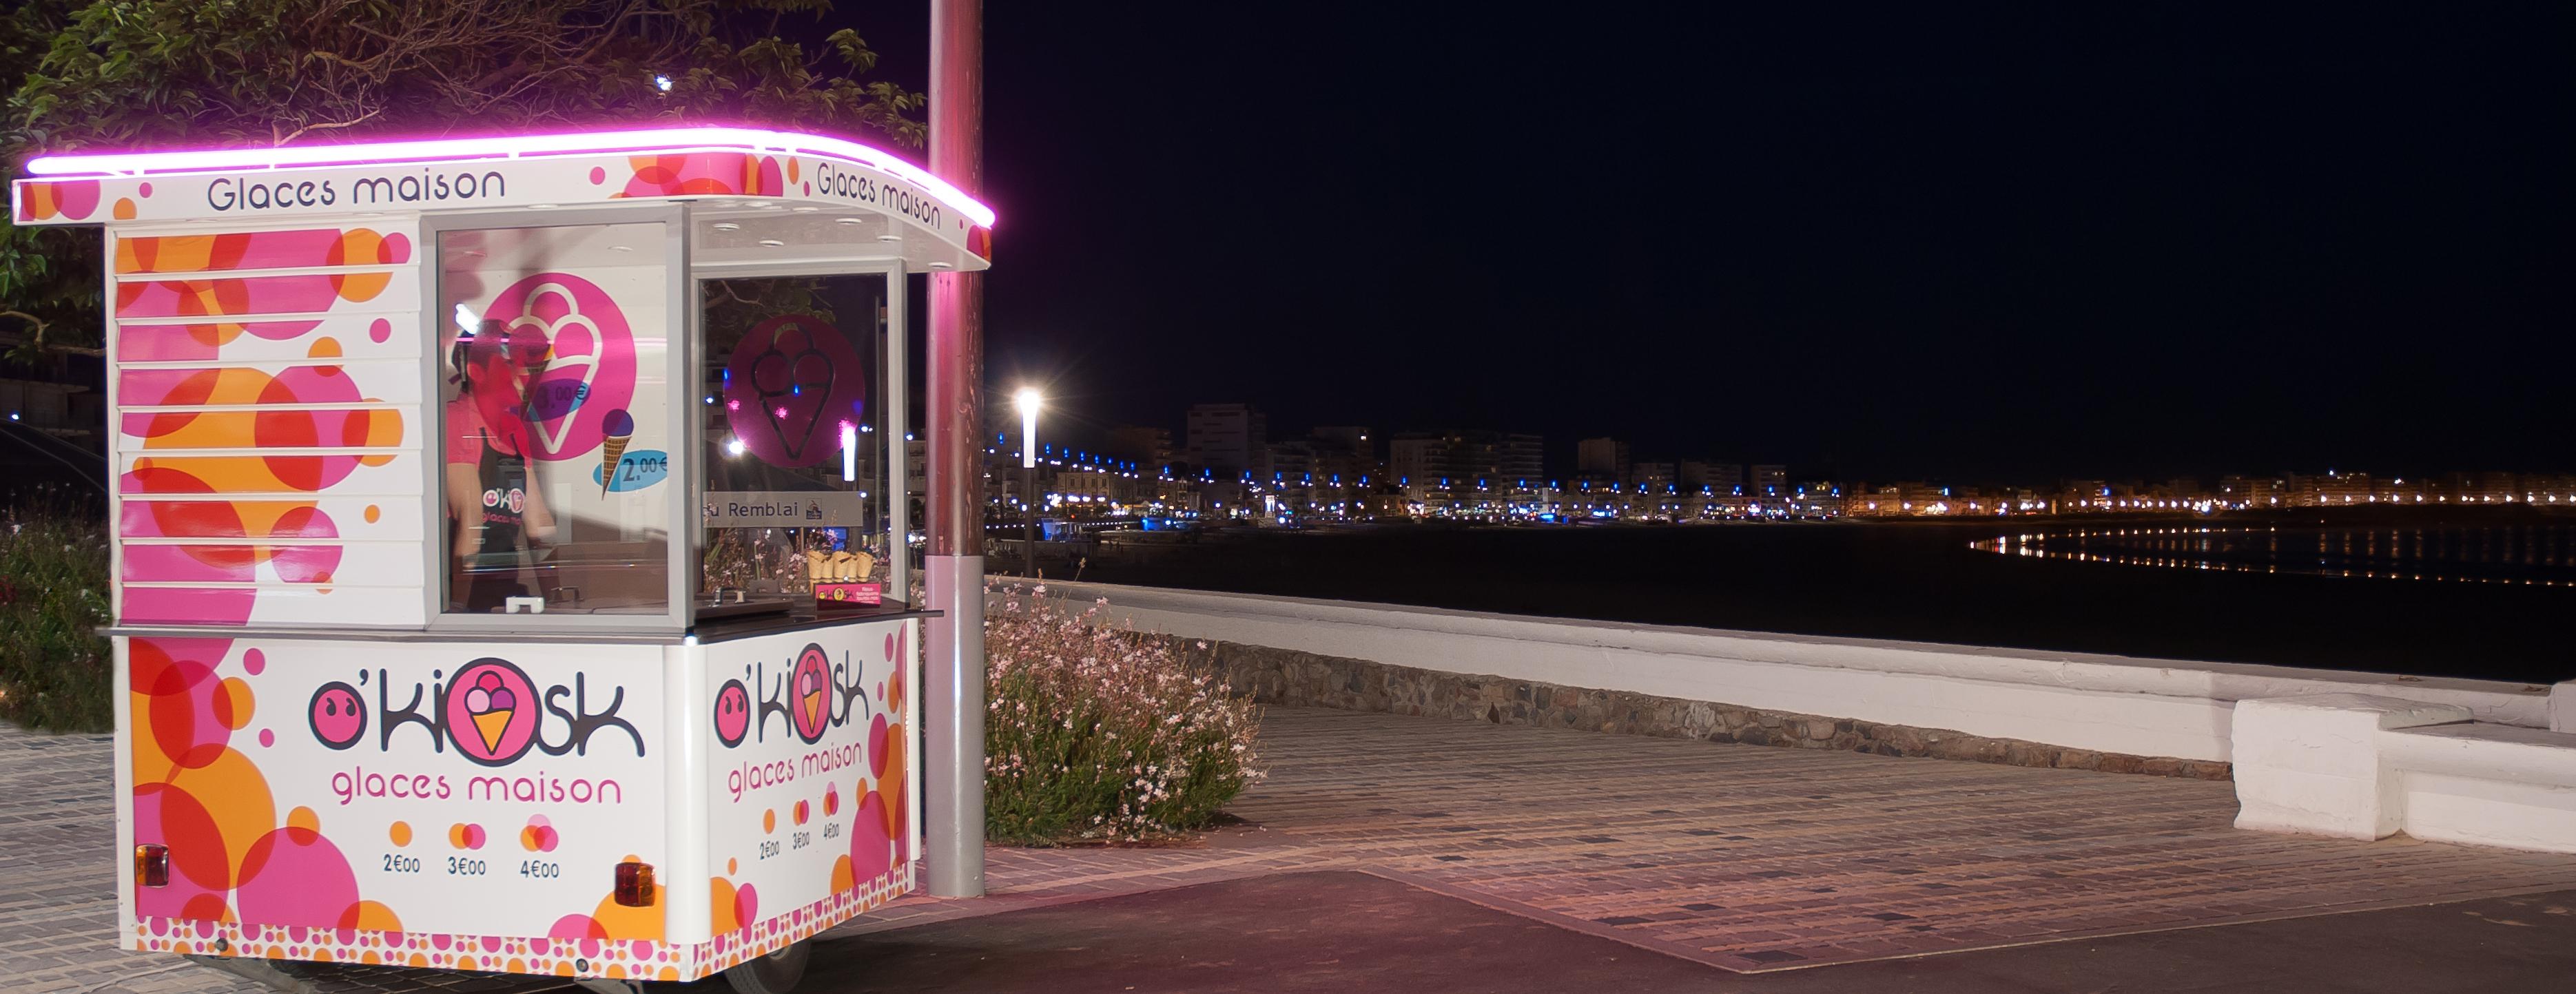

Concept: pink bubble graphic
[[235, 827, 362, 928]]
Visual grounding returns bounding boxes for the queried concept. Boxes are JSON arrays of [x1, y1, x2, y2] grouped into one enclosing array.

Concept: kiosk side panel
[[120, 636, 683, 980], [699, 618, 916, 973], [110, 221, 433, 630]]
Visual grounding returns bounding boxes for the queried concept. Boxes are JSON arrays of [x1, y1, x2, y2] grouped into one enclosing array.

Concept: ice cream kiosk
[[12, 126, 993, 993]]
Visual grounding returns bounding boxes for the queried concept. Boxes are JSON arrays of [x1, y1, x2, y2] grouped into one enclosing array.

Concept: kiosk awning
[[12, 125, 992, 272]]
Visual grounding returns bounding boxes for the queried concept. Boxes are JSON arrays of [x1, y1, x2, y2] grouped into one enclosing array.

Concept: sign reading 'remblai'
[[703, 490, 866, 528]]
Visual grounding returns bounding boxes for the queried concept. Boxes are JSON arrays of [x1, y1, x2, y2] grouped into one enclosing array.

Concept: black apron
[[457, 427, 530, 612]]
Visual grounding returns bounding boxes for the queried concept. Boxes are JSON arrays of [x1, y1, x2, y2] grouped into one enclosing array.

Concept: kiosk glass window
[[696, 274, 896, 614], [436, 221, 675, 617]]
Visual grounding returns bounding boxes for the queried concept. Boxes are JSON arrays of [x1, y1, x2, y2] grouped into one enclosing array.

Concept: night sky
[[825, 4, 2573, 484]]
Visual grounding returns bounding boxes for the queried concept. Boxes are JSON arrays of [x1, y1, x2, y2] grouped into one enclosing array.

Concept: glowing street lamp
[[1016, 388, 1042, 577]]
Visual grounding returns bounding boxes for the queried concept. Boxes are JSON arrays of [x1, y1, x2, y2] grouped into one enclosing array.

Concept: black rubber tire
[[724, 940, 811, 994]]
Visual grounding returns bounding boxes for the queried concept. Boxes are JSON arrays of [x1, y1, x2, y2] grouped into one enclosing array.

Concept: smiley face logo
[[309, 681, 367, 750], [790, 643, 832, 745], [713, 678, 751, 748], [444, 658, 539, 766]]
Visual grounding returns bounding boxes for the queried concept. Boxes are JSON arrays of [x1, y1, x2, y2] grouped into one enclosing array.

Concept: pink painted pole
[[922, 0, 988, 898]]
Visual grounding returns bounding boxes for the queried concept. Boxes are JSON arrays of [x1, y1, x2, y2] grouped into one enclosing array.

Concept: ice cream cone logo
[[598, 408, 634, 496], [445, 658, 539, 765], [484, 273, 637, 463], [789, 643, 834, 744], [722, 315, 866, 468]]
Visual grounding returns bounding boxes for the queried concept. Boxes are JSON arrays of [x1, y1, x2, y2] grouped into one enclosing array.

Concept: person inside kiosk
[[444, 318, 557, 612]]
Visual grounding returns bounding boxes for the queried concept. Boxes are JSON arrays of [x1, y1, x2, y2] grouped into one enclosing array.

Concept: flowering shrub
[[984, 584, 1262, 844], [0, 506, 112, 732]]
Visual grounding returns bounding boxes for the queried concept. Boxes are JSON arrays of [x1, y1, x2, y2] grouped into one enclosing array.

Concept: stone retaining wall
[[1165, 635, 2232, 780]]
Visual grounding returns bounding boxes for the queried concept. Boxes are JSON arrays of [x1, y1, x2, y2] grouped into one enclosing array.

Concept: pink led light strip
[[23, 125, 994, 227]]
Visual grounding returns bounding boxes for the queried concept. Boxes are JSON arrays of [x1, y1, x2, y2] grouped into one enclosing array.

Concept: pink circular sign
[[446, 659, 540, 765], [723, 315, 865, 468], [789, 643, 834, 745], [486, 272, 637, 462]]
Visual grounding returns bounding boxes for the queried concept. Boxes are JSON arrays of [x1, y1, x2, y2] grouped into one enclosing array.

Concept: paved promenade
[[14, 709, 2576, 991]]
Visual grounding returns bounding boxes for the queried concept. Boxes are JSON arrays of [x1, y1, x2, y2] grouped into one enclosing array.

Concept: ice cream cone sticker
[[790, 643, 834, 743], [599, 408, 635, 496], [799, 669, 825, 734], [465, 670, 519, 754]]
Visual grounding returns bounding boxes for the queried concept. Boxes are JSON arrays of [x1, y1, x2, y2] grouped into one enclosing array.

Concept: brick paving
[[16, 708, 2576, 991], [849, 708, 2576, 973]]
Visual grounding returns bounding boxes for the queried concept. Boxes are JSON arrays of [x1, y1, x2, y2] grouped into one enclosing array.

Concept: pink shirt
[[446, 395, 526, 464]]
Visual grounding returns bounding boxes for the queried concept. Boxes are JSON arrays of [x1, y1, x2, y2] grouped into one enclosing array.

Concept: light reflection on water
[[1968, 524, 2576, 587]]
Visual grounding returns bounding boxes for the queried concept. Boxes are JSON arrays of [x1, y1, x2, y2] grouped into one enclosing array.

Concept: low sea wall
[[1009, 580, 2552, 779]]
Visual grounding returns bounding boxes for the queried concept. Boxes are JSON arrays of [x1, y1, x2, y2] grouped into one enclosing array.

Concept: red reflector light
[[615, 860, 655, 907], [135, 844, 169, 887]]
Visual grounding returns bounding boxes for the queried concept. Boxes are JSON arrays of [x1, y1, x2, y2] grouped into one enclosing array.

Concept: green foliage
[[984, 587, 1265, 845], [0, 497, 112, 732], [0, 0, 925, 362]]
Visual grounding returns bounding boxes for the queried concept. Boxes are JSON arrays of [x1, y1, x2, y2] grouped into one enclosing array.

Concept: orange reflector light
[[615, 860, 655, 907], [135, 844, 169, 887]]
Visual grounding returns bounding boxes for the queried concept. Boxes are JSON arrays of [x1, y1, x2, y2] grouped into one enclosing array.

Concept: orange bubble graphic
[[388, 821, 411, 846], [213, 677, 255, 730], [286, 806, 320, 835]]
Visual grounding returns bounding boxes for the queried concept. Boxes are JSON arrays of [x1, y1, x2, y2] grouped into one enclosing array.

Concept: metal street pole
[[923, 0, 986, 899], [1018, 389, 1039, 579]]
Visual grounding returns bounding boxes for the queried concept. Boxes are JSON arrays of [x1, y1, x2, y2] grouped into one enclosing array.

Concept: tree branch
[[275, 108, 383, 145]]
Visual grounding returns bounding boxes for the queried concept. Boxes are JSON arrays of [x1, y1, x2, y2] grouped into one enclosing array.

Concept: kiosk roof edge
[[19, 124, 995, 227]]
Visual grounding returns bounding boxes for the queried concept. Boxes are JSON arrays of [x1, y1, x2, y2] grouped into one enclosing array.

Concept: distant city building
[[1629, 462, 1676, 494], [1266, 439, 1317, 486], [1106, 425, 1175, 474], [1388, 436, 1443, 486], [1310, 426, 1372, 458], [1683, 462, 1743, 493], [1751, 464, 1787, 498], [1577, 437, 1630, 479], [1186, 403, 1268, 478], [1306, 427, 1380, 488], [1390, 431, 1544, 490]]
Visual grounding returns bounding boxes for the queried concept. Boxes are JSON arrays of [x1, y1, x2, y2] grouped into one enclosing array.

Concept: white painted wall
[[2230, 694, 2470, 839], [1011, 580, 2550, 763], [2232, 696, 2576, 855]]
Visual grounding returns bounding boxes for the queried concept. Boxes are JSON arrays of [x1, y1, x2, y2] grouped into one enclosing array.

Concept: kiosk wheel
[[725, 939, 811, 994]]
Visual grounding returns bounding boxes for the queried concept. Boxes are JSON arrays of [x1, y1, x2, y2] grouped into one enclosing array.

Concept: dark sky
[[822, 4, 2573, 484]]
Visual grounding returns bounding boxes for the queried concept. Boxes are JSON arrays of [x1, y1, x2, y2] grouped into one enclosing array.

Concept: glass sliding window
[[697, 274, 895, 615], [436, 222, 674, 616]]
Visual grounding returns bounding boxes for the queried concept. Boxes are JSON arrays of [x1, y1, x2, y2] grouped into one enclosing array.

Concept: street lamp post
[[1017, 388, 1040, 578]]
